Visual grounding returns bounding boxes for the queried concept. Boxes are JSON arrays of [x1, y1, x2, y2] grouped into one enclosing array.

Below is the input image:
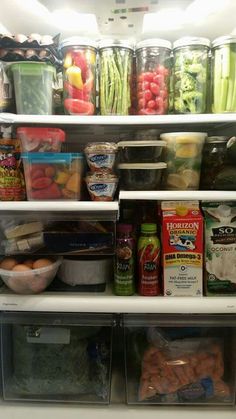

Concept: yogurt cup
[[85, 171, 118, 201], [84, 142, 118, 172]]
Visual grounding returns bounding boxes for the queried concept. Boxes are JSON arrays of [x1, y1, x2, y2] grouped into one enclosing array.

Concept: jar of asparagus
[[212, 36, 236, 113], [99, 39, 134, 115]]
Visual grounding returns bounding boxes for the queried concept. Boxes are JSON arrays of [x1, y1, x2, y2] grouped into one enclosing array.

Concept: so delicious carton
[[161, 201, 203, 296]]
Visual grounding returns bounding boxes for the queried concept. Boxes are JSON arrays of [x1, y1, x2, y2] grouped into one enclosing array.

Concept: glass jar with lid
[[135, 39, 172, 115], [212, 36, 236, 113], [173, 37, 210, 114], [99, 39, 134, 115], [60, 37, 97, 115]]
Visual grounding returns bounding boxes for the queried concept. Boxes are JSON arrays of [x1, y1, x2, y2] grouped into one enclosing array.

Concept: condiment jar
[[135, 38, 172, 115], [173, 37, 210, 114], [60, 37, 97, 115]]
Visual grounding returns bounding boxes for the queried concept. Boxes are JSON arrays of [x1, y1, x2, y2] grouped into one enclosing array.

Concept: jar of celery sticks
[[212, 36, 236, 113], [99, 39, 134, 115]]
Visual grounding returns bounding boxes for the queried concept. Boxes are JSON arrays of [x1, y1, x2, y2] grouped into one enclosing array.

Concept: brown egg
[[12, 264, 32, 272], [0, 258, 18, 270], [33, 258, 53, 270], [24, 259, 34, 269]]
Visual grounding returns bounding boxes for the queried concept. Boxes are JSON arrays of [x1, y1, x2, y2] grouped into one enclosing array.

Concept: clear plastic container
[[160, 132, 206, 190], [136, 39, 172, 115], [10, 62, 55, 114], [212, 36, 236, 113], [60, 37, 97, 115], [0, 256, 62, 294], [118, 162, 166, 190], [99, 39, 134, 115], [17, 127, 65, 152], [173, 37, 210, 114], [117, 140, 166, 163], [22, 153, 83, 200]]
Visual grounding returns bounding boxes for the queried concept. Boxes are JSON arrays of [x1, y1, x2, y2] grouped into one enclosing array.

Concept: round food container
[[136, 38, 172, 115], [0, 257, 62, 294], [173, 37, 210, 114], [58, 256, 112, 291], [60, 37, 97, 115], [118, 162, 166, 190], [84, 142, 118, 172], [160, 132, 206, 190], [85, 171, 118, 201], [117, 140, 166, 163], [17, 127, 65, 152]]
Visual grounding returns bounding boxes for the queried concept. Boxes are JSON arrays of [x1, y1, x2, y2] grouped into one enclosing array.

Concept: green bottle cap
[[141, 223, 157, 233]]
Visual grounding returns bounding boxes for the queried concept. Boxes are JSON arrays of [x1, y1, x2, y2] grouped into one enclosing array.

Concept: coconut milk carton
[[202, 202, 236, 295], [161, 201, 203, 296]]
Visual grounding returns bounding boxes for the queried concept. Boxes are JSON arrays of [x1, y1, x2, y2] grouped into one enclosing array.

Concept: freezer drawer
[[1, 312, 114, 404], [124, 314, 236, 406]]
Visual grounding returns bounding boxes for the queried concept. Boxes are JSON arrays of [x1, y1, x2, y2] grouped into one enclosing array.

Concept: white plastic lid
[[217, 204, 231, 218], [212, 36, 236, 48], [160, 132, 207, 142], [60, 37, 97, 50], [118, 163, 167, 170], [117, 140, 166, 147], [173, 37, 210, 49], [99, 38, 134, 50], [136, 38, 172, 51]]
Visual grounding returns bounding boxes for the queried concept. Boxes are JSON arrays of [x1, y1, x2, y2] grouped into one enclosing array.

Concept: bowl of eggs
[[0, 256, 62, 294]]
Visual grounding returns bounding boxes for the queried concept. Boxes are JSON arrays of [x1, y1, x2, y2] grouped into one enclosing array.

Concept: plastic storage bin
[[118, 162, 166, 190], [22, 153, 83, 200], [173, 37, 210, 114], [9, 62, 55, 115], [160, 132, 206, 190], [1, 312, 113, 403], [17, 127, 65, 152], [60, 37, 97, 115], [135, 39, 171, 115], [124, 314, 236, 406], [118, 140, 166, 163]]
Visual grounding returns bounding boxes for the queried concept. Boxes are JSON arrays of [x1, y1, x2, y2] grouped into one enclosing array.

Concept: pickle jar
[[99, 39, 134, 115], [173, 37, 210, 114], [60, 37, 97, 115], [212, 36, 236, 113], [135, 39, 172, 115]]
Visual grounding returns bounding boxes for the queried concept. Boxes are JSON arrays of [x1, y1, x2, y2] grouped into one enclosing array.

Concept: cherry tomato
[[137, 82, 143, 91], [143, 90, 153, 101], [156, 64, 166, 75], [138, 109, 147, 115], [142, 108, 157, 115], [137, 91, 144, 99], [155, 97, 164, 114], [138, 98, 146, 109], [142, 72, 154, 82], [150, 82, 160, 96], [159, 88, 168, 99], [153, 74, 165, 88], [147, 100, 156, 109]]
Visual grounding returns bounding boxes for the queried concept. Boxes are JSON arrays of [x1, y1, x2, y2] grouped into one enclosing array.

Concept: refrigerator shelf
[[119, 190, 236, 201]]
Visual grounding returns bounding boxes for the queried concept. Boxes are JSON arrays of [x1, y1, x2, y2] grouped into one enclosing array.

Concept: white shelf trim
[[119, 190, 236, 201], [0, 201, 119, 212]]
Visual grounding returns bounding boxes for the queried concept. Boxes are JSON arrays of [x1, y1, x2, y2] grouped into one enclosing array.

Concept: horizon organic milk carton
[[161, 201, 203, 296]]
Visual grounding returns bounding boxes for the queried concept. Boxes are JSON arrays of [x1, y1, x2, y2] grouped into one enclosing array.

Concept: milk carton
[[202, 202, 236, 295], [161, 201, 203, 296]]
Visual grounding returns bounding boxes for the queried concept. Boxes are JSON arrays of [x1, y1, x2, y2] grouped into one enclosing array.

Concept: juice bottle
[[138, 223, 161, 296], [114, 223, 135, 296]]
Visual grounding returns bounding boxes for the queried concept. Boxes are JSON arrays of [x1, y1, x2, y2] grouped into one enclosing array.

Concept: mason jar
[[135, 39, 172, 115], [173, 37, 210, 114], [60, 37, 97, 115], [212, 36, 236, 113], [99, 39, 133, 115]]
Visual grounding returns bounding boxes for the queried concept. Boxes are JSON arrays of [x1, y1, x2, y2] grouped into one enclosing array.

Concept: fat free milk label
[[162, 201, 203, 297]]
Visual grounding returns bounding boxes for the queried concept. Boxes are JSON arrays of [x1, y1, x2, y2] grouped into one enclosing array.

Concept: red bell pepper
[[72, 50, 88, 80], [64, 98, 94, 115]]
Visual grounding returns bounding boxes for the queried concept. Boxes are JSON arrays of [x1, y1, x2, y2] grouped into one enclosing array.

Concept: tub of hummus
[[84, 142, 118, 172], [85, 171, 118, 201]]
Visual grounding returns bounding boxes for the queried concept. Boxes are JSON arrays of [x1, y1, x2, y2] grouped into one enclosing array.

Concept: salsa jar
[[212, 36, 236, 113], [173, 37, 210, 114], [99, 39, 133, 115], [60, 37, 97, 115], [136, 39, 172, 115]]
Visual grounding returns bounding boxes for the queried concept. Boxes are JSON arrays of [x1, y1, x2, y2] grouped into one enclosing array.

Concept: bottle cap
[[217, 204, 231, 218], [141, 223, 157, 233], [117, 223, 133, 234], [176, 206, 188, 216]]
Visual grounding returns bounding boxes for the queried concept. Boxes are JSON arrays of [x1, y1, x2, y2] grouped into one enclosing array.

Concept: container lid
[[173, 37, 211, 49], [141, 223, 157, 233], [10, 62, 55, 73], [22, 152, 83, 163], [160, 132, 207, 143], [118, 162, 167, 170], [117, 223, 133, 234], [17, 127, 65, 142], [117, 140, 166, 147], [212, 35, 236, 48], [206, 136, 228, 144], [136, 38, 171, 51], [99, 39, 134, 50], [60, 37, 97, 50]]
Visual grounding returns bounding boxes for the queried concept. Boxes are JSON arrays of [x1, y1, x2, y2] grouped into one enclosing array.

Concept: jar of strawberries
[[135, 39, 172, 115]]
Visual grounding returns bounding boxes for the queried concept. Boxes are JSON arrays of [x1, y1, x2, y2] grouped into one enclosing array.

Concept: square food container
[[117, 141, 166, 163], [22, 153, 83, 200], [124, 314, 236, 406], [17, 127, 65, 152], [118, 163, 167, 190], [1, 312, 113, 403], [9, 62, 55, 115]]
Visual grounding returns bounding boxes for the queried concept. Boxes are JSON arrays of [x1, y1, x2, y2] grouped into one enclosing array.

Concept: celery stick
[[213, 49, 222, 112], [222, 44, 230, 78], [219, 78, 228, 111], [230, 49, 236, 111]]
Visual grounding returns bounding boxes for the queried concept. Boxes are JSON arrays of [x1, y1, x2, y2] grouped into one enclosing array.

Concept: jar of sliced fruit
[[135, 39, 172, 115], [60, 37, 97, 115]]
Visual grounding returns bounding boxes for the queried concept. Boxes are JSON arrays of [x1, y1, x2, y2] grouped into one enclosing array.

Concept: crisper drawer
[[124, 314, 236, 407], [1, 312, 114, 404]]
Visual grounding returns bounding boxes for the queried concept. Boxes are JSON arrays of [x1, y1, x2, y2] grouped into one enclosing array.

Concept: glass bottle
[[114, 223, 135, 296]]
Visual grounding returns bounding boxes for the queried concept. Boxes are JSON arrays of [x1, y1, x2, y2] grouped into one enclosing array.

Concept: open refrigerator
[[1, 1, 236, 419]]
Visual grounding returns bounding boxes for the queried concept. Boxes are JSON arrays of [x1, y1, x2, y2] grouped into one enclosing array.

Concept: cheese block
[[4, 222, 44, 239]]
